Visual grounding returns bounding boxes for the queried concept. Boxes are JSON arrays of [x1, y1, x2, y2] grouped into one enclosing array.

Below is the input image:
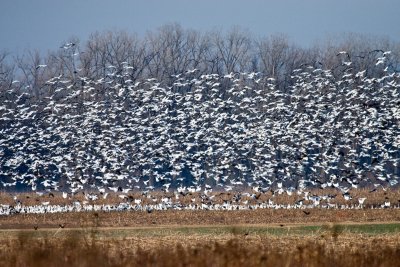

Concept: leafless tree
[[144, 23, 210, 83], [0, 51, 15, 92], [212, 27, 252, 74], [15, 49, 49, 100]]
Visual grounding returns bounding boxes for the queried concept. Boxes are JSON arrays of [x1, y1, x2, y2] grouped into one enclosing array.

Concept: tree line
[[1, 23, 400, 102]]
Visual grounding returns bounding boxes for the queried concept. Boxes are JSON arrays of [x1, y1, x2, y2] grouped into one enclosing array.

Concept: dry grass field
[[1, 208, 400, 230], [1, 189, 400, 266], [1, 223, 400, 267]]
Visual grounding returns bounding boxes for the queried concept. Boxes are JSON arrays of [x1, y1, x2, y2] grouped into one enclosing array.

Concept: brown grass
[[1, 226, 400, 267], [1, 189, 400, 266], [1, 208, 400, 230]]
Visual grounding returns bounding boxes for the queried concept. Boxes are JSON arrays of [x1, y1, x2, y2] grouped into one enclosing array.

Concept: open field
[[2, 190, 400, 266], [2, 208, 400, 229], [1, 223, 400, 267]]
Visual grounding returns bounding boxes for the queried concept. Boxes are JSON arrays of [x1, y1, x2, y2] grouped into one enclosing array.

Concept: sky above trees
[[1, 0, 399, 56]]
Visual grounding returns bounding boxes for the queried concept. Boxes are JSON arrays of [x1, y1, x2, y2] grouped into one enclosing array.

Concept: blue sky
[[1, 0, 399, 56]]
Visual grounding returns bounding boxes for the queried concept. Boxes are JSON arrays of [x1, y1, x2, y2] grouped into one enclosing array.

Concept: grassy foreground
[[1, 189, 400, 266], [1, 223, 400, 267]]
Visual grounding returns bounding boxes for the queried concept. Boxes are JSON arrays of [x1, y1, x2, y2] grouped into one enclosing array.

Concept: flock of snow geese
[[0, 49, 399, 215]]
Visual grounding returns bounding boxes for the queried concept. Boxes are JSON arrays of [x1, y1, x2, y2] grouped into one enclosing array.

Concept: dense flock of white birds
[[0, 50, 399, 214]]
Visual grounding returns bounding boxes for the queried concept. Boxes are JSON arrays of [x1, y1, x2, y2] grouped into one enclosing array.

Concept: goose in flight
[[60, 43, 75, 49], [36, 64, 47, 69]]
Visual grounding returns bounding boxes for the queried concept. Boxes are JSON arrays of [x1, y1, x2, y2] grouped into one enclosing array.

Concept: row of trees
[[1, 23, 400, 100]]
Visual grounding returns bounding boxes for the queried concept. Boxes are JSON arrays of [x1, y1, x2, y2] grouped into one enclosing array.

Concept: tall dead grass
[[1, 229, 400, 267]]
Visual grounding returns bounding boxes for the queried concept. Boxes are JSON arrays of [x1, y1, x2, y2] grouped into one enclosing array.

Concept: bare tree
[[0, 51, 15, 92], [144, 23, 210, 83], [15, 50, 49, 101], [255, 34, 293, 86], [212, 27, 252, 74]]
